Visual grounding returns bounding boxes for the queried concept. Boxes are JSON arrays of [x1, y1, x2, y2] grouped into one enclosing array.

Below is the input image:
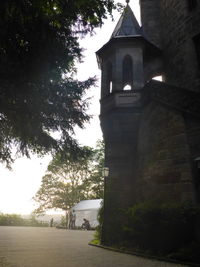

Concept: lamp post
[[101, 167, 109, 244], [102, 167, 109, 178]]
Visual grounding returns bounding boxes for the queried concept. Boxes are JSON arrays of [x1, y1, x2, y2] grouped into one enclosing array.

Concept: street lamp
[[102, 167, 109, 177], [101, 166, 109, 244]]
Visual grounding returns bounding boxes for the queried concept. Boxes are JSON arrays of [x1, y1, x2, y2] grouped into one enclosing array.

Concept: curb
[[89, 242, 200, 267]]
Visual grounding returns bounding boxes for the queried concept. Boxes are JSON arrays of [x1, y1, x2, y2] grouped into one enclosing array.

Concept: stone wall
[[100, 81, 200, 245], [100, 107, 140, 245], [99, 0, 200, 247], [185, 115, 200, 202], [139, 0, 161, 48], [140, 0, 200, 91], [136, 101, 195, 202], [160, 0, 200, 91]]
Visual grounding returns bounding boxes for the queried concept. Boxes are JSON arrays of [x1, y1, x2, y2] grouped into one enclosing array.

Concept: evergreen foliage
[[0, 0, 117, 167]]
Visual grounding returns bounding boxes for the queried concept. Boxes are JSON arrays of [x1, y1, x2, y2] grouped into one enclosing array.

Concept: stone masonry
[[140, 0, 200, 91], [97, 1, 200, 245]]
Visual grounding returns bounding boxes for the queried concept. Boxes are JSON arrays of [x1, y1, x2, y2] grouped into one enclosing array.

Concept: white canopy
[[71, 199, 103, 228]]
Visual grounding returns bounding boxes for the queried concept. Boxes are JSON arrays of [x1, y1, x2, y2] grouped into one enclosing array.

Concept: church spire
[[110, 2, 141, 39]]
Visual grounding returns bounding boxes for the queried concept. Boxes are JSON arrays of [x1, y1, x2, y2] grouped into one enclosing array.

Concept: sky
[[0, 0, 140, 215]]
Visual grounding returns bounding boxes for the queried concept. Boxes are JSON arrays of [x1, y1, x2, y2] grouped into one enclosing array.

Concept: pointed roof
[[110, 3, 142, 39], [96, 2, 161, 69]]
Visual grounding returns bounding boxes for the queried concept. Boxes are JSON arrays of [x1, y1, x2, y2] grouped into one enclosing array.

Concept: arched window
[[122, 55, 133, 90], [123, 84, 132, 90], [106, 62, 113, 93]]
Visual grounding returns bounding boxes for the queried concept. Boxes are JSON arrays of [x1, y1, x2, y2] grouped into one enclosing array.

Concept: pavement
[[0, 226, 187, 267]]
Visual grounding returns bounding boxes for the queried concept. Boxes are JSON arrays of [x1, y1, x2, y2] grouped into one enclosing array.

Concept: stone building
[[96, 1, 200, 245]]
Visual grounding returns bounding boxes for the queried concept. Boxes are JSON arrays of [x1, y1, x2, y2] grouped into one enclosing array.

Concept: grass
[[89, 239, 100, 245]]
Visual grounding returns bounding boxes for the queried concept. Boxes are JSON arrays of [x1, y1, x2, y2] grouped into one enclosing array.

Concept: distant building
[[97, 1, 200, 245]]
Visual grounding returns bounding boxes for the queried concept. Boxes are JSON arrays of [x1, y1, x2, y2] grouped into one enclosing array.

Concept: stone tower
[[140, 0, 200, 91], [96, 2, 162, 245], [97, 0, 200, 246], [139, 0, 161, 48], [138, 0, 200, 203]]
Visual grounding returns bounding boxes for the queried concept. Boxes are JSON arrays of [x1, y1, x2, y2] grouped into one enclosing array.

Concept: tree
[[33, 148, 92, 214], [0, 0, 119, 167], [85, 140, 105, 199], [33, 140, 105, 215]]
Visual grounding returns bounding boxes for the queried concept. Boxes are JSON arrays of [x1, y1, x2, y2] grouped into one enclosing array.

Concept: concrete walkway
[[0, 226, 187, 267]]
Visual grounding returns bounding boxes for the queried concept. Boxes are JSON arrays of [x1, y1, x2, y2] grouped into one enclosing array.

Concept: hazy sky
[[0, 0, 140, 215]]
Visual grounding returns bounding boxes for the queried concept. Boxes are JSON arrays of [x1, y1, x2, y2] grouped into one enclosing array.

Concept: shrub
[[124, 201, 200, 254], [0, 213, 48, 227], [168, 242, 200, 263], [94, 200, 104, 242], [0, 213, 24, 226]]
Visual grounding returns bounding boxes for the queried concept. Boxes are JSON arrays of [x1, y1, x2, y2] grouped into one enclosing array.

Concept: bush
[[0, 213, 48, 227], [0, 213, 24, 226], [124, 201, 200, 254], [94, 200, 104, 242], [168, 242, 200, 263]]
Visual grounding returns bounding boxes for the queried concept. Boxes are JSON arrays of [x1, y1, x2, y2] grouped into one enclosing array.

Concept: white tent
[[71, 199, 103, 228]]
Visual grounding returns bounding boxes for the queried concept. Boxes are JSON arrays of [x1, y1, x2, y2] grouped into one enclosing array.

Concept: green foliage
[[94, 200, 103, 242], [0, 0, 117, 167], [168, 242, 200, 263], [90, 239, 100, 245], [33, 146, 93, 213], [28, 214, 49, 227], [0, 213, 48, 227], [33, 140, 105, 214], [60, 215, 67, 227], [0, 213, 24, 226], [124, 201, 200, 255], [85, 140, 105, 199]]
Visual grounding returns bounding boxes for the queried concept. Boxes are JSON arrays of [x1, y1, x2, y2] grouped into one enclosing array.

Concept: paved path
[[0, 226, 187, 267]]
